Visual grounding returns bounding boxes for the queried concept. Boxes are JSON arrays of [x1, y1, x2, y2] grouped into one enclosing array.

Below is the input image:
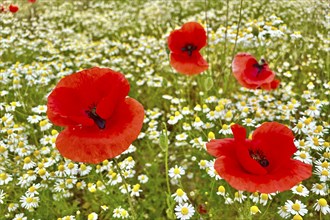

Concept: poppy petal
[[94, 70, 130, 119], [206, 138, 235, 158], [242, 62, 274, 85], [47, 87, 94, 127], [55, 97, 144, 164], [235, 141, 268, 175], [215, 156, 312, 193], [252, 122, 296, 171], [170, 52, 208, 75], [232, 53, 275, 89], [55, 67, 111, 108], [231, 124, 267, 175], [231, 124, 246, 141], [168, 22, 207, 53]]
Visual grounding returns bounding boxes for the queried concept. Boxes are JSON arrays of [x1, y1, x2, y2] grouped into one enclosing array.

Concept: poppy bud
[[252, 24, 259, 37], [203, 76, 214, 91], [9, 4, 19, 13], [159, 123, 169, 151], [198, 204, 208, 214]]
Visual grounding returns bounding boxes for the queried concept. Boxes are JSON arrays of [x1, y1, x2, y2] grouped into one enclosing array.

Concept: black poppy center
[[252, 59, 266, 77], [249, 149, 269, 167], [181, 44, 197, 56], [86, 106, 106, 129]]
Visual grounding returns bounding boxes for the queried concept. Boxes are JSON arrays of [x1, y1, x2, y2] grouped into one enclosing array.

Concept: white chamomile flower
[[174, 203, 195, 220], [313, 198, 330, 215], [169, 165, 185, 179], [285, 200, 308, 216], [87, 212, 98, 220], [138, 174, 149, 184], [172, 188, 189, 203], [291, 184, 309, 197]]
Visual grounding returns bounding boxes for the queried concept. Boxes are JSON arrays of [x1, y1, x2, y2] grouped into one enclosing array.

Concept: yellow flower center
[[299, 153, 306, 159], [29, 186, 36, 192], [127, 156, 133, 162], [292, 203, 300, 211], [26, 197, 33, 203], [173, 168, 180, 175], [195, 117, 201, 123], [293, 214, 303, 220], [316, 184, 324, 190], [296, 186, 303, 193], [321, 161, 329, 168], [24, 157, 31, 164], [318, 198, 327, 207], [38, 169, 46, 176], [80, 164, 86, 171], [261, 193, 268, 200], [67, 163, 74, 169], [321, 170, 329, 176], [133, 184, 140, 192], [0, 146, 6, 153], [176, 188, 184, 196], [200, 160, 206, 166], [250, 206, 259, 214], [218, 186, 225, 193], [208, 132, 215, 140], [39, 120, 47, 127], [120, 210, 127, 216], [58, 165, 65, 171], [181, 207, 189, 215], [0, 173, 7, 180], [87, 213, 95, 220], [96, 181, 103, 188]]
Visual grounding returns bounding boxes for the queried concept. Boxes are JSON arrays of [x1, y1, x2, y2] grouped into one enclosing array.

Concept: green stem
[[231, 0, 244, 60], [204, 0, 210, 69], [259, 199, 272, 219], [164, 128, 171, 197], [223, 0, 230, 64], [114, 159, 137, 220]]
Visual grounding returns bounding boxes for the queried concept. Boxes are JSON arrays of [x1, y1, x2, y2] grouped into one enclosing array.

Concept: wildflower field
[[0, 0, 329, 219]]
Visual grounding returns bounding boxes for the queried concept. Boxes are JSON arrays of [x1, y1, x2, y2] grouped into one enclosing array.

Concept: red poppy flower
[[47, 67, 144, 164], [232, 53, 280, 90], [9, 4, 19, 13], [28, 0, 37, 3], [207, 122, 312, 193], [168, 22, 208, 75]]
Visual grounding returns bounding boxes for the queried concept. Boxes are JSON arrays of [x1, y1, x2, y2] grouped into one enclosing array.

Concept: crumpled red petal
[[170, 52, 208, 75], [47, 87, 94, 127], [206, 138, 235, 158], [55, 97, 144, 164], [47, 67, 130, 127], [214, 156, 312, 193], [94, 70, 130, 119], [232, 53, 277, 89], [168, 22, 207, 53], [252, 122, 296, 172]]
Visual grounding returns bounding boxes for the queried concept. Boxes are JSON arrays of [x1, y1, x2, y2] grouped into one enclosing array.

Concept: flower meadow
[[0, 0, 329, 219]]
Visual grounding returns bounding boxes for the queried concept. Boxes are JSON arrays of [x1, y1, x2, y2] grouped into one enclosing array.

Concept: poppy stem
[[223, 0, 229, 66], [114, 159, 138, 220], [259, 199, 272, 219], [204, 0, 210, 69], [231, 0, 244, 60]]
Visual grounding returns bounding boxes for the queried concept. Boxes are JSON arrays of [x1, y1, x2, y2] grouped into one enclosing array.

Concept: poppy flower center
[[86, 106, 106, 129], [249, 149, 269, 167], [253, 59, 266, 77], [181, 44, 197, 56]]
